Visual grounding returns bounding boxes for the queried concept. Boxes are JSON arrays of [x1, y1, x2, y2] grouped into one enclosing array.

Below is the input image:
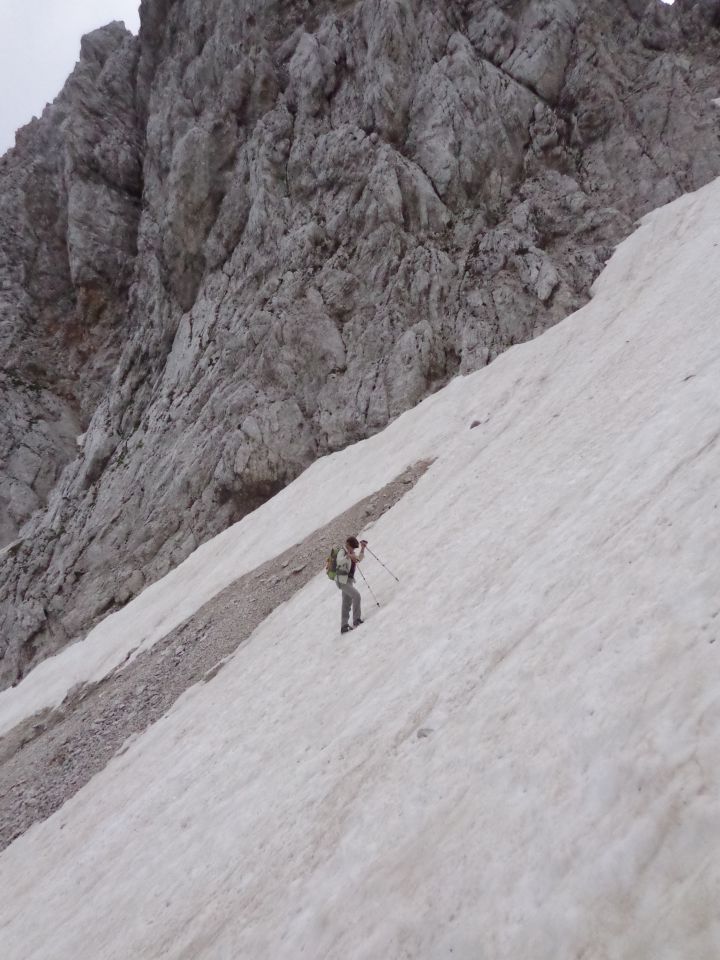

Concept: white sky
[[0, 0, 140, 155]]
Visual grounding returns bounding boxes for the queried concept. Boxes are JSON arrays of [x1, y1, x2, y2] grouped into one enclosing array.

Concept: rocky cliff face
[[1, 0, 719, 686], [0, 23, 141, 545]]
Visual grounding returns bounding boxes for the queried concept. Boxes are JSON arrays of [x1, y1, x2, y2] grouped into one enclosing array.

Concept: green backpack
[[325, 547, 339, 580]]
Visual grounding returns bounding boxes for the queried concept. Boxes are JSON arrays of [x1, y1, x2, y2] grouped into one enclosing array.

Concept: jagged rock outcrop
[[1, 0, 720, 685], [0, 23, 141, 546]]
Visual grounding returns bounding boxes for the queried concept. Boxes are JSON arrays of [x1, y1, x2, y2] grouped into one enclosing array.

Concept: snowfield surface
[[2, 179, 720, 958]]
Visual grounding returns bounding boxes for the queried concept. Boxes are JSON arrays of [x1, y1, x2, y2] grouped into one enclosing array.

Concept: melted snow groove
[[0, 460, 431, 851]]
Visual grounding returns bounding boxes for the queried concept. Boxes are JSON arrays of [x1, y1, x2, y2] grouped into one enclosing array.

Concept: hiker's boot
[[340, 625, 353, 634], [353, 618, 364, 627]]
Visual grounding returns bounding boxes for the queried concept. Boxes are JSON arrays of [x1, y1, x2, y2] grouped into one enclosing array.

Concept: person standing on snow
[[336, 536, 367, 634]]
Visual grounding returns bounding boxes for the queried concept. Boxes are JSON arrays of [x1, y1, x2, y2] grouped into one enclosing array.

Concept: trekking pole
[[365, 547, 400, 582], [357, 565, 381, 607]]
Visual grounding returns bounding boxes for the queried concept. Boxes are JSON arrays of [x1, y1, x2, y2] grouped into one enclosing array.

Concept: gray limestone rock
[[0, 22, 141, 550], [1, 0, 719, 685]]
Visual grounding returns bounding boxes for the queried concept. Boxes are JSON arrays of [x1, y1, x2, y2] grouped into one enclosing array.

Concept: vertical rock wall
[[0, 24, 141, 546]]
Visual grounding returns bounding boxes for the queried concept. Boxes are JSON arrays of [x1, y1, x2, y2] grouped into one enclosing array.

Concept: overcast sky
[[0, 0, 140, 154]]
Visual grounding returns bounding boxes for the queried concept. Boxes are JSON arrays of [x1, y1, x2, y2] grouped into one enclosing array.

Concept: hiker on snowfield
[[336, 536, 367, 634]]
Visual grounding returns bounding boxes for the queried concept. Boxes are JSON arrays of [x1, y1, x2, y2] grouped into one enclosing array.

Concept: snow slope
[[1, 179, 720, 958]]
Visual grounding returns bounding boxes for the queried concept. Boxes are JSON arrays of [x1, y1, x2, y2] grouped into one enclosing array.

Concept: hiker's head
[[346, 536, 360, 549]]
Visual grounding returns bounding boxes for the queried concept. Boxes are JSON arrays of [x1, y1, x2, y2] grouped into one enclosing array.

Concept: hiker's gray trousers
[[336, 578, 361, 628]]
